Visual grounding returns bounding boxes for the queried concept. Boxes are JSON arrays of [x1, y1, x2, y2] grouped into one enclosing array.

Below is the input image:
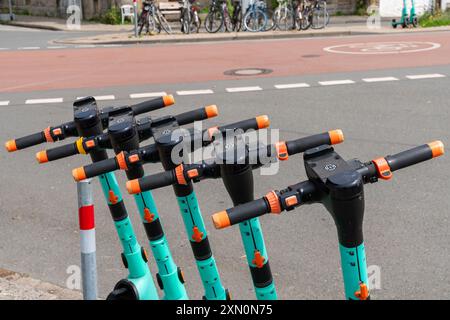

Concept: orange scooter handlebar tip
[[72, 167, 87, 182], [205, 105, 218, 118], [329, 129, 344, 145], [126, 179, 141, 194], [256, 115, 270, 129], [5, 140, 17, 152], [428, 140, 444, 158], [212, 211, 231, 229], [163, 95, 175, 107], [36, 151, 49, 164]]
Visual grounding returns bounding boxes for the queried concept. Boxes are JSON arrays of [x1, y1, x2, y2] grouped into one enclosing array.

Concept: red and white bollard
[[77, 179, 98, 300]]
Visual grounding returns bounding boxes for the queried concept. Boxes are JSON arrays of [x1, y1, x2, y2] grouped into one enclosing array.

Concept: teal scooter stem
[[107, 112, 188, 300]]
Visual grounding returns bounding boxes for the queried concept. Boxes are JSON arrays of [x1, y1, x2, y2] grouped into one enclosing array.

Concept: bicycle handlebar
[[212, 141, 445, 229]]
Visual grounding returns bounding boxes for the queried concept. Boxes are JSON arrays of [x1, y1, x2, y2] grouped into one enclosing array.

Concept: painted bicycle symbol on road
[[323, 42, 441, 55]]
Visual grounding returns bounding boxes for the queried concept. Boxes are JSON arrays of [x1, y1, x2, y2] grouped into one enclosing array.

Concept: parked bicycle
[[243, 0, 268, 32], [231, 0, 243, 32], [295, 0, 329, 31], [273, 0, 296, 31], [179, 0, 202, 34], [138, 0, 172, 35], [205, 0, 234, 33]]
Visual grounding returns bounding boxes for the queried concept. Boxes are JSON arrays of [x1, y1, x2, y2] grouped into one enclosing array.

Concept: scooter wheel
[[412, 16, 418, 27], [156, 273, 164, 290], [226, 289, 232, 300], [177, 267, 185, 284], [121, 252, 128, 269]]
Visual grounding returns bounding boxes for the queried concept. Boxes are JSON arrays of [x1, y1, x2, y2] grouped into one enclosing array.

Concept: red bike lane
[[1, 31, 450, 93]]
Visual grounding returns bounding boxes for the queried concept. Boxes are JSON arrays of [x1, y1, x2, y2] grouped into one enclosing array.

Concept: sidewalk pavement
[[0, 268, 82, 300], [3, 14, 450, 45]]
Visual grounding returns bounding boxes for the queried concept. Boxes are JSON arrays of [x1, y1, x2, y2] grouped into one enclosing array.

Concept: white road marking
[[362, 77, 399, 83], [18, 47, 40, 50], [101, 44, 123, 48], [77, 95, 115, 101], [226, 86, 263, 93], [176, 89, 214, 96], [74, 45, 96, 48], [130, 92, 167, 99], [319, 80, 355, 86], [0, 48, 9, 51], [0, 101, 10, 106], [47, 46, 67, 49], [406, 74, 446, 80], [25, 98, 63, 104], [274, 83, 310, 89]]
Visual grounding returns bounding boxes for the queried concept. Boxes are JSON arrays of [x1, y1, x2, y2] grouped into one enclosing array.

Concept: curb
[[0, 268, 82, 300], [0, 21, 63, 31], [54, 30, 382, 46]]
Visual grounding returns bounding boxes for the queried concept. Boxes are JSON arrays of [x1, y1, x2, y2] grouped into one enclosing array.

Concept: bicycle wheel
[[297, 8, 311, 30], [224, 12, 234, 32], [311, 7, 328, 29], [232, 8, 242, 31], [274, 7, 294, 31], [244, 9, 267, 32], [205, 9, 224, 33], [157, 10, 172, 34]]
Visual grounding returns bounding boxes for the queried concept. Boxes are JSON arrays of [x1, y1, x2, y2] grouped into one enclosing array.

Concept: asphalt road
[[0, 29, 449, 300]]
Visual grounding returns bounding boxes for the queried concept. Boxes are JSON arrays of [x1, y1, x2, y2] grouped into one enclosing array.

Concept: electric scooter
[[5, 95, 175, 300], [212, 140, 444, 300], [72, 115, 271, 299], [126, 129, 345, 299], [392, 0, 418, 28], [37, 105, 219, 299]]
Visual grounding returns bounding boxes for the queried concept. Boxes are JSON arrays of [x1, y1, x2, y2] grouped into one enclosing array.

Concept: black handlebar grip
[[216, 115, 270, 134], [73, 157, 119, 181], [212, 197, 270, 229], [131, 95, 174, 115], [127, 170, 177, 194], [5, 131, 47, 152], [175, 105, 218, 126], [285, 129, 344, 156], [36, 143, 79, 164], [385, 141, 444, 172]]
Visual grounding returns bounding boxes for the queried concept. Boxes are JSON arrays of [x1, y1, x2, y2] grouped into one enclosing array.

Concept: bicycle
[[296, 0, 329, 30], [273, 0, 296, 31], [205, 0, 233, 33], [231, 0, 243, 31], [243, 0, 268, 32], [138, 0, 172, 35], [180, 0, 202, 34]]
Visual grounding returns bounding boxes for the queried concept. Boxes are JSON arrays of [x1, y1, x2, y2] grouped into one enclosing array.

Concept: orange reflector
[[72, 167, 87, 182], [329, 129, 344, 145], [205, 105, 218, 118], [163, 95, 175, 106], [428, 140, 444, 158], [5, 140, 17, 152], [35, 151, 48, 164], [212, 211, 231, 229], [126, 179, 141, 194], [255, 115, 270, 129]]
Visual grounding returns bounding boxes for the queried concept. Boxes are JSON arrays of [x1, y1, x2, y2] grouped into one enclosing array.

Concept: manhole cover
[[224, 68, 273, 76]]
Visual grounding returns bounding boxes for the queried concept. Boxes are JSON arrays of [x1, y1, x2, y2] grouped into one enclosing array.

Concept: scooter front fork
[[339, 242, 370, 300], [239, 218, 277, 300], [177, 192, 228, 300], [133, 191, 188, 300], [98, 172, 159, 300]]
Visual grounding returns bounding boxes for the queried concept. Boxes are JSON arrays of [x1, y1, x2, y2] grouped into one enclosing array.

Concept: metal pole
[[77, 179, 98, 300], [8, 0, 13, 20], [134, 0, 138, 37]]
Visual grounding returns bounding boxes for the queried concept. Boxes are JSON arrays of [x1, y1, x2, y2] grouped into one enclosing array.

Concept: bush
[[99, 6, 122, 25], [419, 10, 450, 27]]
